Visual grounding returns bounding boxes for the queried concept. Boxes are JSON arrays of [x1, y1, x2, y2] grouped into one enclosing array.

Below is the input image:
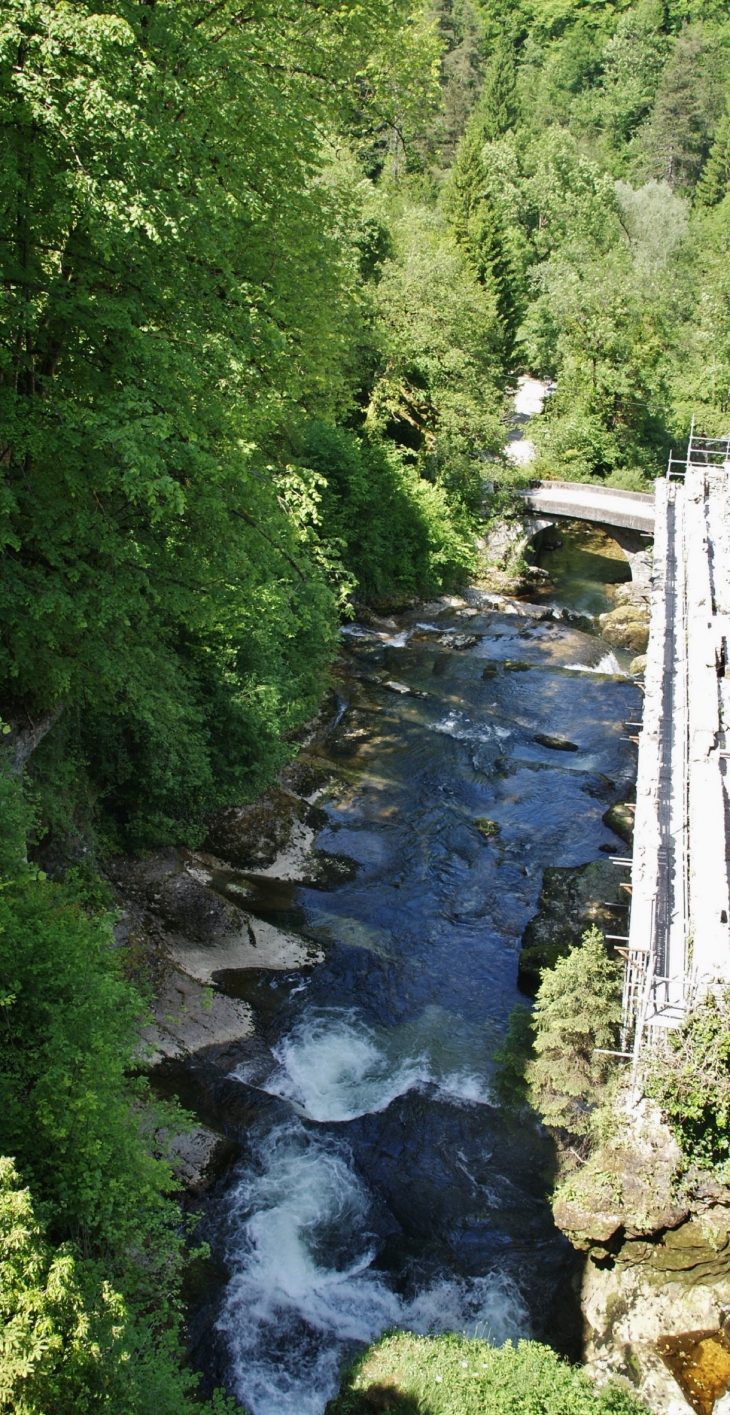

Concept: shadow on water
[[177, 526, 638, 1415]]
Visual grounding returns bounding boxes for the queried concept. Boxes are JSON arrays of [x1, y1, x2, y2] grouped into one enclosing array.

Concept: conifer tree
[[696, 109, 730, 206], [527, 928, 622, 1138], [443, 38, 523, 352], [479, 37, 519, 143]]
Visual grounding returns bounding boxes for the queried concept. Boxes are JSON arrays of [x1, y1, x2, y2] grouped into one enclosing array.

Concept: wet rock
[[598, 601, 650, 654], [504, 659, 532, 672], [603, 802, 635, 848], [518, 858, 627, 994], [464, 587, 555, 620], [437, 633, 479, 650], [204, 786, 322, 871], [629, 654, 648, 676], [280, 757, 337, 799], [382, 680, 428, 699], [533, 733, 579, 752], [139, 964, 254, 1066], [157, 1124, 237, 1194], [481, 662, 500, 677], [474, 816, 500, 839]]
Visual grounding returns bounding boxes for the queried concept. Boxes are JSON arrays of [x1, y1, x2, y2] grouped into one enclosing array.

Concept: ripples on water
[[194, 527, 641, 1415]]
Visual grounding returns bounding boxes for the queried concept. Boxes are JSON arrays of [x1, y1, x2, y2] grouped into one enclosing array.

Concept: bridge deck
[[623, 458, 730, 1059], [519, 480, 655, 534]]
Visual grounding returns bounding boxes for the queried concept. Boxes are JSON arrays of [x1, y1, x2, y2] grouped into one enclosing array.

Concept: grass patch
[[327, 1332, 646, 1414]]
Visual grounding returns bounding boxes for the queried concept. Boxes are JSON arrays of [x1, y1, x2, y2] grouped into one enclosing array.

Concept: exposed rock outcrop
[[599, 584, 651, 654], [582, 1202, 730, 1415], [518, 856, 628, 993]]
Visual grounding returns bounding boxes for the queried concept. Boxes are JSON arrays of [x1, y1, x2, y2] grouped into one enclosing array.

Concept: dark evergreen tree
[[479, 37, 520, 142], [696, 109, 730, 205]]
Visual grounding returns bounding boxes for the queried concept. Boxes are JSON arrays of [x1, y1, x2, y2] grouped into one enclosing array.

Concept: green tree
[[527, 928, 623, 1138], [634, 25, 725, 190], [492, 1003, 534, 1109], [366, 203, 503, 505], [520, 244, 672, 479], [442, 127, 526, 348], [696, 108, 730, 205], [0, 1158, 240, 1415], [479, 37, 520, 142], [0, 0, 436, 847]]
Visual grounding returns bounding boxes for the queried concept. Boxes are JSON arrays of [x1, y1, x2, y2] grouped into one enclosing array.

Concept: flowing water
[[186, 524, 641, 1415]]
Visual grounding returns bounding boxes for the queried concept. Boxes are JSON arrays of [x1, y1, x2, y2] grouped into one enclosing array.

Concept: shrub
[[644, 988, 730, 1172]]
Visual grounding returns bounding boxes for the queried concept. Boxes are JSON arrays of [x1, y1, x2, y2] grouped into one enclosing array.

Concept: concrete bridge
[[518, 480, 654, 591], [519, 479, 655, 534], [519, 462, 730, 1057]]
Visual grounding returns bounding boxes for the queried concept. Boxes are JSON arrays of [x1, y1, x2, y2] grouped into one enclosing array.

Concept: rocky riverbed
[[105, 521, 730, 1415]]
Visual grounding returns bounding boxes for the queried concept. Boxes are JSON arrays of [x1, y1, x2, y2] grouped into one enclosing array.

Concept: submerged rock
[[533, 732, 579, 752], [474, 816, 500, 839]]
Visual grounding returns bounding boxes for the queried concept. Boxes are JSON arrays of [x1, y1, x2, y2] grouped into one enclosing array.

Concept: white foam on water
[[564, 651, 623, 675], [235, 1008, 495, 1122], [262, 1010, 426, 1121], [217, 1118, 529, 1415], [432, 710, 507, 744]]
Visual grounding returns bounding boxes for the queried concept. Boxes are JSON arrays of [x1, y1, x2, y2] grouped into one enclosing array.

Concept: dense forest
[[2, 0, 730, 1408]]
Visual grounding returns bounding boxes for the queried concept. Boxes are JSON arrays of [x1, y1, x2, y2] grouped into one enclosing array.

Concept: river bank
[[106, 511, 730, 1415]]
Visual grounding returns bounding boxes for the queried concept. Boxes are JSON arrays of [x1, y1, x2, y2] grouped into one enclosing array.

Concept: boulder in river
[[438, 632, 479, 650], [205, 785, 325, 871], [382, 680, 428, 698], [598, 599, 650, 654], [533, 733, 579, 752], [474, 816, 500, 838], [603, 800, 635, 847]]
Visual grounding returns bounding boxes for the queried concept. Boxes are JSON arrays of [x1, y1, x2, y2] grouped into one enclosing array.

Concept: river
[[186, 523, 642, 1415]]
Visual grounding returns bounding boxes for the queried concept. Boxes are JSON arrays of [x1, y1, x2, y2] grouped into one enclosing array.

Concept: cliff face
[[550, 1096, 730, 1414], [581, 1207, 730, 1415]]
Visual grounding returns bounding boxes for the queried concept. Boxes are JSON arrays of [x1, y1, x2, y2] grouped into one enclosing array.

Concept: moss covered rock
[[519, 858, 627, 994]]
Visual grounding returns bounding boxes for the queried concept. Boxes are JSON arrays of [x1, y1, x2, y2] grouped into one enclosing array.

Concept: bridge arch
[[522, 516, 652, 594], [517, 482, 654, 595]]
